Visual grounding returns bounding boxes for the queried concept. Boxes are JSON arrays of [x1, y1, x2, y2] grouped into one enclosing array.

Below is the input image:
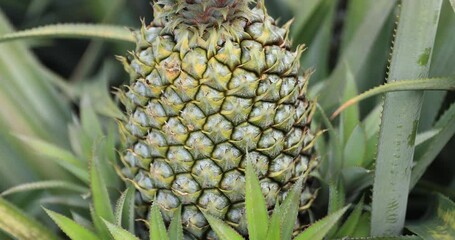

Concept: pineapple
[[118, 0, 317, 238]]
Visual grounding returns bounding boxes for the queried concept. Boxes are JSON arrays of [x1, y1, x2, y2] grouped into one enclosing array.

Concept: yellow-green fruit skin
[[118, 1, 316, 239]]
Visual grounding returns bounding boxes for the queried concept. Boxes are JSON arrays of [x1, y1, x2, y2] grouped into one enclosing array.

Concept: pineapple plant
[[1, 0, 455, 240], [116, 0, 318, 238]]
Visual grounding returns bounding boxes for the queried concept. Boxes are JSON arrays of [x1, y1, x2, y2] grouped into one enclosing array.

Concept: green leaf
[[90, 142, 115, 238], [114, 185, 135, 232], [266, 203, 281, 240], [104, 220, 139, 240], [343, 124, 367, 167], [203, 213, 244, 240], [340, 64, 360, 144], [150, 203, 169, 240], [16, 135, 89, 183], [294, 205, 349, 240], [1, 180, 87, 196], [350, 212, 371, 237], [280, 177, 303, 240], [371, 0, 443, 235], [342, 236, 422, 240], [411, 101, 455, 189], [317, 0, 396, 109], [0, 23, 135, 43], [168, 205, 183, 240], [327, 178, 346, 238], [406, 194, 455, 240], [45, 208, 99, 240], [245, 152, 269, 240], [332, 76, 455, 118], [0, 198, 58, 240], [450, 0, 455, 12], [336, 197, 364, 237]]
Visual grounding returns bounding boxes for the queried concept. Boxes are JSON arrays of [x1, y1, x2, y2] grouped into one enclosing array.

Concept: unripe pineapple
[[118, 0, 318, 238]]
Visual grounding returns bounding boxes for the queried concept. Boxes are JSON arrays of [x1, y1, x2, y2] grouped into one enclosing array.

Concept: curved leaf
[[1, 180, 87, 196], [0, 198, 58, 240], [45, 208, 99, 240], [0, 24, 135, 43], [294, 205, 349, 240], [332, 76, 455, 118], [104, 220, 139, 240], [203, 213, 244, 240]]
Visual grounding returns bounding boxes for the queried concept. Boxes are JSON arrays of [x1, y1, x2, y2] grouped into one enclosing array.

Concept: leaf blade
[[0, 23, 135, 43]]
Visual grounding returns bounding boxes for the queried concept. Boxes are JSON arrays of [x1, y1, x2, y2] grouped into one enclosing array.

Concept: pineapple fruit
[[118, 0, 317, 238]]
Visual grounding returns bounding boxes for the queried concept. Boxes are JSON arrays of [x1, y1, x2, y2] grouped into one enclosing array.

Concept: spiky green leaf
[[150, 203, 169, 240], [1, 180, 87, 197], [0, 24, 135, 43], [336, 197, 365, 237], [245, 152, 268, 240], [371, 0, 442, 235], [203, 213, 244, 240], [266, 202, 281, 240], [294, 205, 349, 240], [168, 205, 183, 240], [114, 185, 135, 232], [45, 208, 99, 240], [280, 177, 303, 240], [104, 220, 139, 240]]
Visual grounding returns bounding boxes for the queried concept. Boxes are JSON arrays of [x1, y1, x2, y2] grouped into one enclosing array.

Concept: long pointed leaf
[[168, 205, 183, 240], [45, 208, 99, 240], [1, 180, 87, 196], [245, 153, 268, 240], [411, 102, 455, 189], [294, 205, 349, 240], [0, 198, 58, 240], [332, 76, 455, 118], [0, 24, 135, 43], [150, 204, 169, 240], [371, 0, 443, 235], [203, 213, 244, 240], [280, 177, 303, 240], [104, 220, 139, 240]]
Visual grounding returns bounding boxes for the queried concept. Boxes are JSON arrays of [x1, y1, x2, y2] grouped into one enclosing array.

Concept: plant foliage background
[[0, 0, 455, 239]]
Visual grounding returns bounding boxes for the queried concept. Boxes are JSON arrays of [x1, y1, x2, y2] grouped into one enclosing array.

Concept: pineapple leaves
[[203, 212, 244, 240], [332, 76, 455, 118], [0, 24, 135, 43], [114, 185, 136, 232], [45, 208, 99, 240], [150, 203, 170, 240], [371, 0, 442, 235], [245, 152, 269, 240], [335, 197, 365, 238], [89, 141, 115, 238], [104, 220, 139, 240], [0, 198, 58, 240], [0, 180, 87, 197], [411, 101, 455, 189], [294, 205, 349, 240], [406, 194, 455, 240], [16, 135, 89, 183], [168, 205, 184, 240]]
